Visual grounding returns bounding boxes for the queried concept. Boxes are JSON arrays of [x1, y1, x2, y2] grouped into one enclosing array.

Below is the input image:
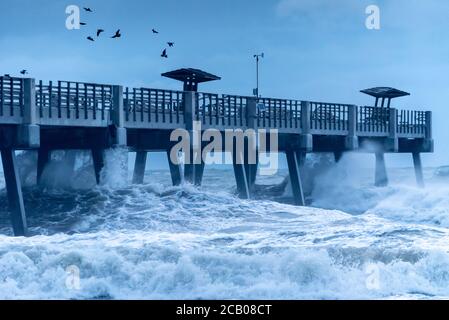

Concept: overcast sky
[[1, 0, 448, 167]]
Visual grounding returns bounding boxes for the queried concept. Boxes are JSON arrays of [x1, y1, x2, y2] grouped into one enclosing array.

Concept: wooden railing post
[[23, 78, 37, 125], [345, 105, 358, 149], [386, 107, 398, 152], [423, 111, 434, 152], [184, 91, 196, 130], [300, 101, 312, 151], [17, 78, 39, 148], [246, 97, 257, 129], [111, 85, 126, 146], [425, 111, 432, 140], [301, 101, 311, 133]]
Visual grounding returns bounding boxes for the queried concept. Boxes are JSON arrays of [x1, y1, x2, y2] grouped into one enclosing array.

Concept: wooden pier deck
[[0, 75, 434, 236]]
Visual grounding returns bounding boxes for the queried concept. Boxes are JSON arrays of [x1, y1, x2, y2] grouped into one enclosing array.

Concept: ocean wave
[[1, 151, 449, 299]]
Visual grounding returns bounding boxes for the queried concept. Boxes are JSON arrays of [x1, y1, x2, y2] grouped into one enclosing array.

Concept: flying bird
[[152, 29, 159, 34], [87, 36, 95, 42], [20, 70, 28, 75], [97, 29, 104, 37], [80, 22, 87, 26], [161, 49, 168, 58], [83, 7, 93, 12], [111, 29, 121, 38], [167, 42, 174, 47]]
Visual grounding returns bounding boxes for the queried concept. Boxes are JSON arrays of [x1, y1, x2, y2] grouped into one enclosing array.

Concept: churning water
[[1, 151, 449, 299]]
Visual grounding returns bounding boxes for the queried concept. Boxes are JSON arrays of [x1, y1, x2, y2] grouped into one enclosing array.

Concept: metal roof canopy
[[161, 68, 221, 91], [360, 87, 410, 107]]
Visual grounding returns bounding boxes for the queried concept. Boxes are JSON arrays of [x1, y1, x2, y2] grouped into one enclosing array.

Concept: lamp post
[[253, 53, 264, 97]]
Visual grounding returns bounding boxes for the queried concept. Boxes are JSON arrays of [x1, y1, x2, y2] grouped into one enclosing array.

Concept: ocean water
[[1, 151, 449, 299]]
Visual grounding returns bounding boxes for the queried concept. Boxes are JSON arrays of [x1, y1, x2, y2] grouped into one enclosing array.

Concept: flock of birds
[[81, 7, 174, 59], [3, 6, 175, 78]]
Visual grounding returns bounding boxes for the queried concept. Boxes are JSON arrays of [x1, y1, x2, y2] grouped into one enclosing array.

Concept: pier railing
[[36, 80, 113, 127], [357, 106, 389, 136], [0, 76, 432, 140], [256, 98, 302, 131], [124, 87, 184, 129], [196, 93, 249, 128], [310, 102, 350, 134], [397, 109, 426, 137], [0, 76, 24, 124]]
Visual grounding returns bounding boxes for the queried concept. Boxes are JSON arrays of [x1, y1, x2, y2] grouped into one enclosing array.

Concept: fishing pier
[[0, 69, 433, 236]]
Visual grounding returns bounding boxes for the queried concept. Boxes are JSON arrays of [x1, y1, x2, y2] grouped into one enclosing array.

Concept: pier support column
[[245, 98, 258, 190], [334, 151, 343, 163], [183, 91, 204, 186], [91, 149, 105, 185], [167, 150, 183, 186], [245, 161, 258, 190], [244, 138, 258, 191], [65, 151, 76, 179], [184, 162, 205, 186], [375, 153, 388, 187], [132, 151, 147, 184], [36, 149, 51, 185], [286, 150, 305, 206], [1, 149, 28, 236], [233, 145, 250, 199], [184, 139, 204, 186], [412, 152, 424, 188]]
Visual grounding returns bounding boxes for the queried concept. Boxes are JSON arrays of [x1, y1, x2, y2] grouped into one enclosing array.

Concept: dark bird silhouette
[[80, 22, 87, 26], [20, 70, 28, 75], [111, 29, 121, 38], [87, 36, 95, 42], [4, 74, 11, 78], [83, 7, 93, 12], [161, 49, 168, 58], [97, 29, 104, 37], [167, 42, 174, 47], [152, 29, 159, 34]]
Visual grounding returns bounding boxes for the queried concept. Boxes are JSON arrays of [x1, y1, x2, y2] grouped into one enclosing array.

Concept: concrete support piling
[[412, 152, 425, 188], [334, 151, 343, 163], [167, 150, 183, 186], [233, 145, 250, 199], [184, 162, 205, 186], [1, 149, 28, 236], [375, 152, 388, 187], [245, 162, 258, 190], [36, 149, 51, 184], [91, 149, 105, 185], [244, 136, 258, 190], [286, 150, 306, 206], [183, 91, 204, 186], [132, 151, 147, 184]]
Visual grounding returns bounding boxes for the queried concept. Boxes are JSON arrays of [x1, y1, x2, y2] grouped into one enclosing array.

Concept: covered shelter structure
[[360, 87, 410, 108], [161, 68, 221, 92]]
